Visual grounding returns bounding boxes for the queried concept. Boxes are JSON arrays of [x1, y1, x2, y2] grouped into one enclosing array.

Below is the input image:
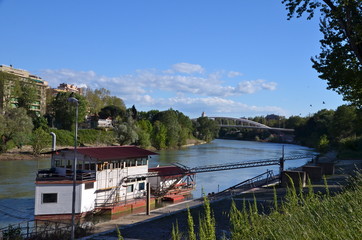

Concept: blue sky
[[0, 0, 346, 118]]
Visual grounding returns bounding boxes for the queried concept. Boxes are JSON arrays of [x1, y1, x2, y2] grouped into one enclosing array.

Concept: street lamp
[[68, 97, 78, 240]]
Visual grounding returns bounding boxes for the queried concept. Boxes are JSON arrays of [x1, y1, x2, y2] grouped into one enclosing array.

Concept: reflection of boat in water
[[149, 166, 196, 202]]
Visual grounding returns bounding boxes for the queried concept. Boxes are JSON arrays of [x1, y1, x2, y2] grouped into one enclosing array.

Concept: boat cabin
[[34, 146, 157, 220]]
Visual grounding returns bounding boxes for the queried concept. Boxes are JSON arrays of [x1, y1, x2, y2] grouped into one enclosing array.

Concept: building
[[50, 83, 83, 96], [34, 146, 158, 220], [0, 64, 48, 115]]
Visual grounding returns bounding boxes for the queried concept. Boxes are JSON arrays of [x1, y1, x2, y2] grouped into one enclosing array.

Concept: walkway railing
[[209, 170, 277, 199], [0, 220, 72, 240]]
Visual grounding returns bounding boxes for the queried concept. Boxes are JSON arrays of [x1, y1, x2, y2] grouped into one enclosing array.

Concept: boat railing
[[36, 168, 96, 181], [94, 195, 146, 208]]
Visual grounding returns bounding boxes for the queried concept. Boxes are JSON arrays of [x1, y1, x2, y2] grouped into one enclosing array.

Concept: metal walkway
[[174, 154, 316, 174], [125, 154, 317, 180]]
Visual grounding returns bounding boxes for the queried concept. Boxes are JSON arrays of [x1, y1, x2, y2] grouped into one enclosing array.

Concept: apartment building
[[50, 83, 83, 96], [0, 64, 48, 115]]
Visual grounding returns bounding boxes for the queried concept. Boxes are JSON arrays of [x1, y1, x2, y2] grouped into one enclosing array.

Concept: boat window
[[127, 184, 134, 193], [85, 182, 94, 190], [131, 159, 136, 167], [139, 182, 145, 191], [54, 160, 61, 167], [142, 158, 147, 165], [136, 158, 144, 166], [42, 193, 57, 203], [90, 164, 96, 170]]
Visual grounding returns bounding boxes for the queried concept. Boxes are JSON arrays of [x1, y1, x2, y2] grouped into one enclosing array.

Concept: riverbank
[[82, 154, 362, 240], [0, 139, 207, 161], [0, 146, 49, 161]]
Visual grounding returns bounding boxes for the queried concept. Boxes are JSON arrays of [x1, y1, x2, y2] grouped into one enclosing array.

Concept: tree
[[153, 109, 181, 148], [13, 79, 38, 117], [282, 0, 362, 105], [0, 108, 33, 152], [98, 105, 126, 120], [294, 109, 334, 147], [193, 117, 220, 142], [85, 88, 126, 114], [50, 92, 88, 130], [151, 120, 167, 149], [285, 115, 307, 129], [31, 127, 51, 155], [330, 104, 357, 141], [137, 120, 153, 148], [113, 116, 139, 145], [138, 110, 160, 121]]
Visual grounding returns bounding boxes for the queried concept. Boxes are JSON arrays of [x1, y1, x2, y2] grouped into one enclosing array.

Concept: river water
[[0, 139, 314, 228]]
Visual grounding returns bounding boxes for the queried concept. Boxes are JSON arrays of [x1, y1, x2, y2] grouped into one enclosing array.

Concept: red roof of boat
[[53, 146, 157, 161]]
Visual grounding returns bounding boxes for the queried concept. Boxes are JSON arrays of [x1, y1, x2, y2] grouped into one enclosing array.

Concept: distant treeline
[[218, 105, 362, 157]]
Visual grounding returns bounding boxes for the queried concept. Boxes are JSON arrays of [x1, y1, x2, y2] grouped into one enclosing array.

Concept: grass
[[172, 170, 362, 240]]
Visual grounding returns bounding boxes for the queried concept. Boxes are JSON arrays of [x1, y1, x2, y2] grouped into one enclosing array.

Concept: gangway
[[120, 153, 316, 198], [125, 154, 316, 180], [182, 154, 317, 174]]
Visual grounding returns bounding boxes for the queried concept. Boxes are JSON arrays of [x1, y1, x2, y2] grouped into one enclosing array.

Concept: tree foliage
[[85, 88, 126, 114], [152, 120, 167, 150], [31, 127, 51, 155], [98, 105, 126, 120], [0, 108, 33, 152], [193, 117, 220, 142], [50, 92, 88, 130], [113, 116, 139, 145], [12, 79, 38, 117], [282, 0, 362, 105]]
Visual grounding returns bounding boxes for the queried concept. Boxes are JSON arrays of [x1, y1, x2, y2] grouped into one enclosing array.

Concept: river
[[0, 139, 314, 228]]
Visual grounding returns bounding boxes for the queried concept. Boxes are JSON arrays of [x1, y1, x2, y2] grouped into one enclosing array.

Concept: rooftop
[[53, 146, 158, 161]]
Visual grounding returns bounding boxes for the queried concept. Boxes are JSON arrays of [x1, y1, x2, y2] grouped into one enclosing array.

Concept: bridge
[[194, 116, 294, 132]]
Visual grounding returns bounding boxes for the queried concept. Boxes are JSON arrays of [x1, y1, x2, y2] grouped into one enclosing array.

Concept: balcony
[[36, 168, 96, 181]]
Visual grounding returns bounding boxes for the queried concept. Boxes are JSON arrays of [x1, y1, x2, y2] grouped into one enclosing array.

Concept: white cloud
[[227, 71, 243, 78], [236, 79, 277, 94], [39, 63, 282, 118], [171, 63, 205, 74]]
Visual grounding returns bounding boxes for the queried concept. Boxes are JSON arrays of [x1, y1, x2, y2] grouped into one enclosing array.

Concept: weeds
[[172, 170, 362, 240]]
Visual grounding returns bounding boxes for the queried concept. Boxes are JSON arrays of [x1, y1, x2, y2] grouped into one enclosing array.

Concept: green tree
[[193, 117, 220, 142], [50, 92, 88, 130], [282, 0, 362, 105], [285, 115, 307, 129], [0, 108, 33, 152], [137, 120, 153, 148], [138, 110, 160, 121], [85, 88, 126, 114], [113, 116, 139, 145], [33, 115, 50, 131], [295, 109, 334, 147], [31, 127, 51, 155], [153, 109, 182, 148], [98, 105, 126, 120], [151, 120, 167, 149], [330, 104, 357, 141], [13, 79, 38, 117]]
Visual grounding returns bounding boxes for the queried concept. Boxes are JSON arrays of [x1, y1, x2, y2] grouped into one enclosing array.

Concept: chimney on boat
[[50, 132, 56, 151]]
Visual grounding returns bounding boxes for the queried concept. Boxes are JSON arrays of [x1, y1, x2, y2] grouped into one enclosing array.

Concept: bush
[[78, 129, 115, 145], [49, 129, 74, 146]]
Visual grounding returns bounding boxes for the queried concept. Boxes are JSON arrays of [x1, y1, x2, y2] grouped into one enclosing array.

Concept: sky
[[0, 0, 346, 119]]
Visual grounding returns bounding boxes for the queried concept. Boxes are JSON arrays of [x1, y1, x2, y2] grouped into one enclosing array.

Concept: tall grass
[[230, 172, 362, 240], [173, 170, 362, 240]]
